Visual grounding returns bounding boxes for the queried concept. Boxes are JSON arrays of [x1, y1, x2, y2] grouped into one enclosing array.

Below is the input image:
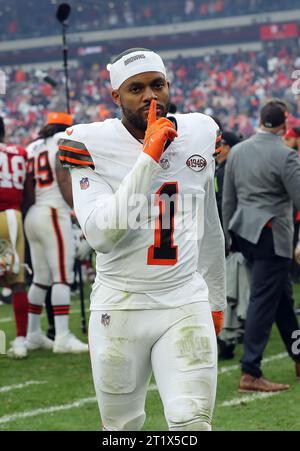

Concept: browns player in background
[[25, 113, 88, 354], [0, 116, 34, 358]]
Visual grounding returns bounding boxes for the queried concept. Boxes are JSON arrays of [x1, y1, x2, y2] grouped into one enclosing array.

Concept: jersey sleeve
[[70, 152, 161, 254], [58, 126, 95, 170]]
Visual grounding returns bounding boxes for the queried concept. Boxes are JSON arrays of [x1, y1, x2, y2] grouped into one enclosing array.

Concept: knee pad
[[165, 396, 212, 431], [28, 284, 47, 306], [103, 412, 146, 431]]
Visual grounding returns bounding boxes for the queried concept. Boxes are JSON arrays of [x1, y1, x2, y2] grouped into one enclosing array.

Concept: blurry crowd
[[2, 45, 300, 146], [0, 0, 298, 40]]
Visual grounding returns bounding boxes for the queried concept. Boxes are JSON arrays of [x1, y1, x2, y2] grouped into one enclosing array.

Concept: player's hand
[[212, 311, 224, 337], [295, 242, 300, 265], [143, 99, 177, 163]]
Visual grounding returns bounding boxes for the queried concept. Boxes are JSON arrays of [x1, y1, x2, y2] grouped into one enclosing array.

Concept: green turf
[[0, 287, 300, 431]]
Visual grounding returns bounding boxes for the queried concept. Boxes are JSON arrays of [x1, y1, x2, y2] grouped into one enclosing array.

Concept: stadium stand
[[0, 0, 299, 40], [1, 45, 300, 146]]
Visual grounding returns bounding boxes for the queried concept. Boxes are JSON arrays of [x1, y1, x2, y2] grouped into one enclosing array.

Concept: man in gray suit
[[223, 99, 300, 392]]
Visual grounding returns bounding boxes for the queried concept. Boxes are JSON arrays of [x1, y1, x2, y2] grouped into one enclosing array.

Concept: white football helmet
[[0, 239, 14, 280]]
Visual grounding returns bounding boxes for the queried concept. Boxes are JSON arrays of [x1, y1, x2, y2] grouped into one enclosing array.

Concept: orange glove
[[143, 99, 178, 163], [212, 311, 224, 337]]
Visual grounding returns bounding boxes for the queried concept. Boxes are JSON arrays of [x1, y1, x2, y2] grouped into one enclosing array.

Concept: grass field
[[0, 285, 300, 431]]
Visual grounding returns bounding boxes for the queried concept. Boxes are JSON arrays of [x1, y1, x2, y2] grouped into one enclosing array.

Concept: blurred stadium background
[[1, 0, 300, 431], [1, 0, 300, 145]]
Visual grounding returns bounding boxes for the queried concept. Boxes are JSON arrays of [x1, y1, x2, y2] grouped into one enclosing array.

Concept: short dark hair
[[111, 48, 152, 64], [221, 130, 242, 148], [260, 99, 288, 128], [0, 116, 5, 141]]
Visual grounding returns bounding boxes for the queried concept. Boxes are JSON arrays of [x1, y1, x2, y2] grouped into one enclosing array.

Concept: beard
[[120, 99, 170, 132]]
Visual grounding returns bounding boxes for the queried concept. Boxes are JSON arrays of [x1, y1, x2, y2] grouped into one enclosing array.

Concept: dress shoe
[[296, 361, 300, 379], [238, 373, 290, 392]]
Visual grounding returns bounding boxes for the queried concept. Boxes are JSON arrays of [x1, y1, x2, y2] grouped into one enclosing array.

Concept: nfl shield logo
[[101, 313, 111, 327], [80, 177, 89, 190], [160, 158, 170, 170]]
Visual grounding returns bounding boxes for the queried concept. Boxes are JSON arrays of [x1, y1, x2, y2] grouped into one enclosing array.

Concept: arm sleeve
[[222, 151, 237, 246], [71, 152, 160, 253], [197, 171, 227, 312]]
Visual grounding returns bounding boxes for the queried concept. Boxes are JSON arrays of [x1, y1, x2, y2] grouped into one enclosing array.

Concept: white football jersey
[[27, 132, 69, 211], [59, 113, 226, 310]]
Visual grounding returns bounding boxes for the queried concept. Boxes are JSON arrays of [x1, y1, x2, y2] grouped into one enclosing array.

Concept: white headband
[[109, 50, 167, 90]]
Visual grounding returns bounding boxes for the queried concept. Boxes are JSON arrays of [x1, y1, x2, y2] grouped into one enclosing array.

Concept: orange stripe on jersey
[[51, 208, 67, 284], [59, 155, 93, 166], [59, 144, 91, 156]]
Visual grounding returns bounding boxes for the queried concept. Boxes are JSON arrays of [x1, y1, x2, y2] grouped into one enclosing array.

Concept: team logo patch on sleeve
[[186, 155, 207, 172], [160, 157, 170, 170], [101, 313, 111, 326], [80, 177, 90, 190]]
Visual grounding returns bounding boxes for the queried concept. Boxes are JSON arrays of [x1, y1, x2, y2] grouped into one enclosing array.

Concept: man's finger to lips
[[147, 99, 157, 125]]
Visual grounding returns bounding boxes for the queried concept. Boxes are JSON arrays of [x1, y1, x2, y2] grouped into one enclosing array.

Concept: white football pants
[[25, 205, 75, 286], [89, 301, 218, 431]]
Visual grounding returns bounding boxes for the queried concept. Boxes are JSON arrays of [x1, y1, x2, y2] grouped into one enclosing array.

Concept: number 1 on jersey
[[147, 182, 178, 265]]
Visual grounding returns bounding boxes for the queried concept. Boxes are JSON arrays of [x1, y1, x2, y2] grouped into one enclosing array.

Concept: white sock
[[27, 284, 47, 334], [52, 284, 71, 338]]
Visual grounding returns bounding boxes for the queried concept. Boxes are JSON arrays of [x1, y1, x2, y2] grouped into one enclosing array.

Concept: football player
[[25, 113, 88, 353], [0, 116, 34, 358], [59, 49, 226, 430]]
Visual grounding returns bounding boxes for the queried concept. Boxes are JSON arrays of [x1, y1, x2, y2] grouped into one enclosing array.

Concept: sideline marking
[[218, 352, 287, 375], [0, 397, 96, 425], [0, 381, 47, 393], [221, 391, 282, 407]]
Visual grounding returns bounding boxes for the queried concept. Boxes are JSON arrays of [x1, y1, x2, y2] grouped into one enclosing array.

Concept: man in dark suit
[[223, 99, 300, 392]]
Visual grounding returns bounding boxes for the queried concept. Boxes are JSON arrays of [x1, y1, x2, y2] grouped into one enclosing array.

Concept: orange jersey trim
[[59, 144, 91, 156]]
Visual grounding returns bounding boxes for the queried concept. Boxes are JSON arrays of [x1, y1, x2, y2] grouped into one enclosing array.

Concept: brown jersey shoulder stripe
[[59, 138, 89, 152], [59, 144, 90, 156], [58, 138, 95, 169], [59, 155, 95, 168]]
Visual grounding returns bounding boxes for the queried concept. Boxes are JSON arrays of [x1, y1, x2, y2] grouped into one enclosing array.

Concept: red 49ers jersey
[[0, 143, 27, 211]]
